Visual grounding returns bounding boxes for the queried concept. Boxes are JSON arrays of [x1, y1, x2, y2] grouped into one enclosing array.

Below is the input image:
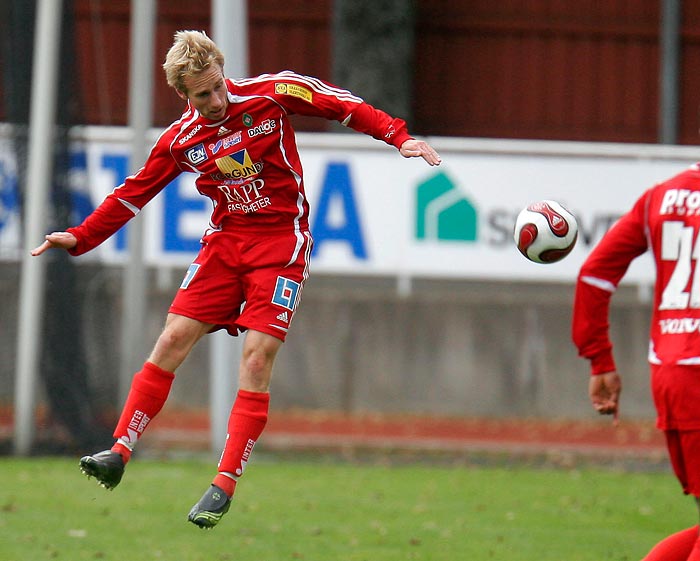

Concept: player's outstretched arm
[[30, 231, 78, 256], [588, 371, 621, 425], [399, 139, 442, 166]]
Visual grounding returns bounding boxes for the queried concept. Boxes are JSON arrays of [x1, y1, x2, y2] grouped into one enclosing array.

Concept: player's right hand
[[588, 371, 621, 425], [30, 232, 78, 256]]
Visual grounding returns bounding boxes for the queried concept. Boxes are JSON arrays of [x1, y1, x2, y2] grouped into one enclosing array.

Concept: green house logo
[[415, 171, 477, 242]]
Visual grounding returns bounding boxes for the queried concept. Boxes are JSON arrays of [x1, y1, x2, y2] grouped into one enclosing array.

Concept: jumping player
[[31, 30, 441, 529], [572, 165, 700, 560]]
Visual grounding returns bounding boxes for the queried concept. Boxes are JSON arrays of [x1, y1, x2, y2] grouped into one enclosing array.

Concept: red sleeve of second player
[[572, 192, 650, 374]]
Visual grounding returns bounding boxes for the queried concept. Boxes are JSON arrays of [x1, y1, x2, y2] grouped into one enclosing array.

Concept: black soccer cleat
[[187, 484, 231, 529], [79, 450, 125, 490]]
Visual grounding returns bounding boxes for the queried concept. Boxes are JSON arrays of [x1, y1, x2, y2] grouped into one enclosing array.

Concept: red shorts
[[665, 429, 700, 496], [169, 229, 313, 341], [651, 363, 700, 431]]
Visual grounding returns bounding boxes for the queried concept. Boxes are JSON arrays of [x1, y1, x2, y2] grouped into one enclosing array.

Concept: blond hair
[[162, 30, 225, 92]]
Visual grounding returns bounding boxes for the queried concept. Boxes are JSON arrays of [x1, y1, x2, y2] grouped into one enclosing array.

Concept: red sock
[[214, 390, 269, 497], [641, 526, 698, 561], [111, 362, 175, 463], [687, 534, 700, 561], [111, 441, 133, 463]]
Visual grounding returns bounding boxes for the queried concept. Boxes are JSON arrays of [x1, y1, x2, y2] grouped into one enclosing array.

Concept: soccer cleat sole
[[79, 453, 124, 490], [187, 485, 231, 529], [188, 507, 230, 529], [80, 467, 116, 490]]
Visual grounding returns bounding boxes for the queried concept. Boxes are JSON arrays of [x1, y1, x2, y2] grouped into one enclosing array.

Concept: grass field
[[0, 454, 694, 561]]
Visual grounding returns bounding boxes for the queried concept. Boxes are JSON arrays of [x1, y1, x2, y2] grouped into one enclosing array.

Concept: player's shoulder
[[648, 163, 700, 197], [233, 70, 308, 88], [153, 107, 201, 151], [231, 71, 361, 104], [643, 163, 700, 218], [229, 72, 312, 107], [232, 71, 310, 96]]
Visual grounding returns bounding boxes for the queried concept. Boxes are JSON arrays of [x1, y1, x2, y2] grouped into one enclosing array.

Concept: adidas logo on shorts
[[276, 311, 289, 323]]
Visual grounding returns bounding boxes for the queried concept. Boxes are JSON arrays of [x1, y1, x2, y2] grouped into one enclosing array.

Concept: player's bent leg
[[658, 433, 700, 561], [641, 525, 698, 561], [686, 533, 700, 561], [685, 498, 700, 561], [80, 315, 213, 490], [79, 362, 174, 490]]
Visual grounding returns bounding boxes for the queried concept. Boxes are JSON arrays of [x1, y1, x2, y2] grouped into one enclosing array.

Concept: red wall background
[[7, 0, 700, 144]]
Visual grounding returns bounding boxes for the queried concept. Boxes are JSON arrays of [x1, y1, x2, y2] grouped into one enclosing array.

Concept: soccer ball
[[514, 200, 578, 264]]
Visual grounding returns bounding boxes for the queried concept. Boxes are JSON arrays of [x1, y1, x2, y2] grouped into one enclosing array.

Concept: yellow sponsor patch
[[274, 83, 313, 102], [215, 149, 263, 179]]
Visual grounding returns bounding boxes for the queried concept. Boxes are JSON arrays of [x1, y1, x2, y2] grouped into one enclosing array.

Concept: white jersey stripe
[[581, 275, 616, 293], [117, 197, 140, 215], [279, 71, 363, 103], [168, 110, 200, 155], [234, 71, 363, 104]]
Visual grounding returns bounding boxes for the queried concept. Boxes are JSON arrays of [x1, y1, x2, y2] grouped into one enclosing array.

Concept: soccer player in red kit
[[31, 30, 441, 528], [572, 165, 700, 560]]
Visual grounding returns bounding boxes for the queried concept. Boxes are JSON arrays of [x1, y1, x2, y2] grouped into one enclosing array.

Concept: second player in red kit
[[573, 165, 700, 560]]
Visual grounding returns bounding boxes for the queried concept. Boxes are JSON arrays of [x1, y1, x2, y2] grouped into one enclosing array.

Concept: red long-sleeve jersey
[[67, 71, 412, 256], [572, 164, 700, 375]]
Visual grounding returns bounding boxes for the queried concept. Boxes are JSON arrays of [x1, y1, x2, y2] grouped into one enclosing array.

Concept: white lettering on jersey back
[[659, 317, 700, 334], [659, 188, 700, 215]]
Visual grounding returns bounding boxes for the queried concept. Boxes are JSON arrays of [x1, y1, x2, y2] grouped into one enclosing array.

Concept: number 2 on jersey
[[660, 221, 700, 310]]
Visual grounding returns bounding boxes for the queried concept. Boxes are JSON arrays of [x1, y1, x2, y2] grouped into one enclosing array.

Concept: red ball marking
[[527, 202, 569, 237], [517, 223, 538, 256], [538, 231, 578, 263]]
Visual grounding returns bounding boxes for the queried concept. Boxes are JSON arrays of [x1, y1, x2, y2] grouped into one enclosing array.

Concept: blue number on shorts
[[272, 276, 300, 310], [180, 263, 200, 289]]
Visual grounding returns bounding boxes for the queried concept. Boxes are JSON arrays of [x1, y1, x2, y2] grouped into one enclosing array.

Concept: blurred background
[[1, 0, 698, 456]]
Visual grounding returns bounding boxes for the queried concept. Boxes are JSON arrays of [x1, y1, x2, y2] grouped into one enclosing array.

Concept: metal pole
[[209, 0, 248, 453], [119, 0, 155, 402], [659, 0, 681, 144], [14, 0, 64, 455], [214, 0, 249, 78]]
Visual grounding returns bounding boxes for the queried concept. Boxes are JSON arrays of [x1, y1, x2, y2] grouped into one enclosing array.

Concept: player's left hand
[[400, 139, 442, 166]]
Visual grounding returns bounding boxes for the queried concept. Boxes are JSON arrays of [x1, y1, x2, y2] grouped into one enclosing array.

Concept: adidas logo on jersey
[[276, 311, 289, 323], [217, 126, 232, 136]]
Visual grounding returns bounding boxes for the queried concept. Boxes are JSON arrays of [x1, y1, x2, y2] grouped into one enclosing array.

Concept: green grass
[[0, 455, 695, 561]]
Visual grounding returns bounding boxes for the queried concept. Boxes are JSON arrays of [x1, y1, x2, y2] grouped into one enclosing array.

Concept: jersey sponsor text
[[659, 188, 700, 216], [659, 317, 700, 334]]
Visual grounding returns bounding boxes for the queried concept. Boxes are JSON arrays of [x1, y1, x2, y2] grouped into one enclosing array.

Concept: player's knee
[[156, 324, 199, 359], [239, 350, 274, 391], [238, 330, 281, 391]]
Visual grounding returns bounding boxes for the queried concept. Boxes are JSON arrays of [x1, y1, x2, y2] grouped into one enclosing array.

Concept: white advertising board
[[1, 125, 698, 283]]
